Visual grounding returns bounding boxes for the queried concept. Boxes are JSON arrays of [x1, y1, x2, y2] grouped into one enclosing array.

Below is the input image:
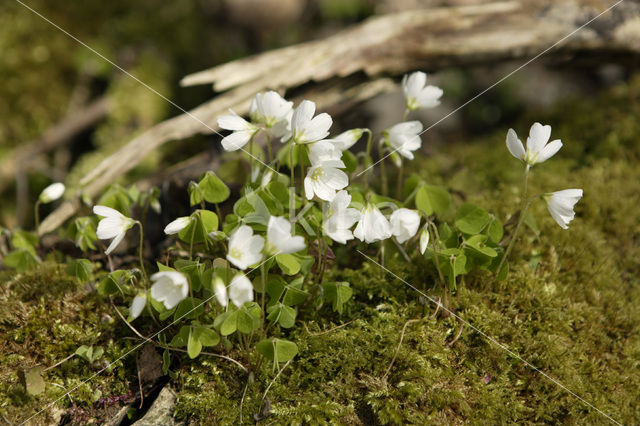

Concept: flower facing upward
[[164, 217, 191, 235], [150, 271, 189, 310], [213, 276, 228, 308], [289, 100, 332, 144], [419, 226, 430, 254], [506, 122, 562, 166], [129, 293, 147, 320], [323, 190, 360, 244], [353, 203, 392, 243], [544, 189, 583, 229], [250, 91, 293, 131], [402, 71, 443, 111], [308, 140, 344, 167], [39, 182, 65, 203], [386, 121, 423, 160], [229, 275, 254, 307], [304, 164, 349, 202], [227, 225, 265, 270], [217, 110, 259, 151], [93, 205, 135, 255], [390, 208, 420, 243], [266, 216, 306, 255]]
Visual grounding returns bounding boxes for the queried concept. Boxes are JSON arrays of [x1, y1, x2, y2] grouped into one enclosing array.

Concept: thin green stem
[[396, 160, 404, 199], [135, 221, 148, 284], [289, 142, 295, 187], [379, 140, 388, 196], [363, 129, 373, 190], [428, 222, 446, 285], [266, 132, 274, 163], [403, 108, 410, 121], [189, 220, 196, 261], [523, 164, 530, 200], [496, 198, 533, 276], [249, 136, 255, 179], [260, 263, 267, 339]]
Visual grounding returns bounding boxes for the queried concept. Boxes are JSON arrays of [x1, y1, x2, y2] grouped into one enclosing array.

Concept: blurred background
[[0, 0, 635, 229]]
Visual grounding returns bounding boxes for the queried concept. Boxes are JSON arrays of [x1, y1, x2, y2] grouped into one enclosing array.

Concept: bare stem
[[136, 221, 147, 284]]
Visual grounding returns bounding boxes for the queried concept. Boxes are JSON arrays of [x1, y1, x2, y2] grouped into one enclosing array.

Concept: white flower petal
[[526, 122, 551, 154], [536, 139, 562, 163], [506, 129, 525, 161]]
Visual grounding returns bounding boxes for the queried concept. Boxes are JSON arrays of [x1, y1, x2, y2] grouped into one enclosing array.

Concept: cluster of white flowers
[[505, 123, 583, 228]]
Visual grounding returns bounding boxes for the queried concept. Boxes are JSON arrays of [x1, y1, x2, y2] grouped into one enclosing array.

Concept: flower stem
[[260, 263, 267, 338], [379, 140, 388, 196], [496, 198, 533, 277], [396, 160, 404, 199], [363, 129, 373, 190], [523, 164, 530, 200], [135, 221, 148, 285], [428, 222, 445, 285], [249, 136, 255, 179], [266, 132, 273, 163], [289, 141, 295, 187], [403, 108, 409, 121]]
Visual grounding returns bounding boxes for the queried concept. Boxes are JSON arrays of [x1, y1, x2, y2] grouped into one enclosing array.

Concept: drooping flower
[[150, 271, 189, 310], [353, 203, 392, 243], [289, 100, 332, 144], [386, 121, 423, 160], [93, 205, 135, 255], [506, 122, 562, 166], [304, 164, 349, 201], [227, 225, 265, 270], [402, 71, 443, 111], [129, 293, 147, 320], [330, 128, 364, 151], [164, 216, 191, 235], [39, 182, 65, 203], [390, 208, 420, 243], [543, 189, 583, 229], [323, 190, 360, 244], [419, 225, 430, 254], [249, 91, 293, 131], [266, 216, 306, 255], [217, 110, 259, 151], [229, 275, 254, 307], [213, 276, 228, 308]]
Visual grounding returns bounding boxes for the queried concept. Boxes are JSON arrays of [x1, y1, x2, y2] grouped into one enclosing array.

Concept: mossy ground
[[2, 79, 640, 425]]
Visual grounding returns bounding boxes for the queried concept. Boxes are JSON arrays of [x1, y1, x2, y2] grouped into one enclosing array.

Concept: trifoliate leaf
[[322, 281, 353, 314], [455, 203, 491, 234], [256, 338, 298, 364], [276, 254, 301, 275], [415, 184, 450, 216]]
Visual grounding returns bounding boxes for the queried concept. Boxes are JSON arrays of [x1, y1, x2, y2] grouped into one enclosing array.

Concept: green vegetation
[[2, 77, 639, 424]]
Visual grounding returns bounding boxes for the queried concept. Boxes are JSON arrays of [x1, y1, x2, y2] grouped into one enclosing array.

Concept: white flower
[[304, 164, 348, 201], [387, 121, 423, 160], [129, 293, 147, 320], [323, 190, 360, 244], [290, 100, 332, 144], [402, 71, 443, 111], [266, 216, 306, 255], [39, 182, 65, 203], [506, 122, 562, 166], [390, 208, 420, 243], [150, 271, 189, 310], [93, 205, 135, 255], [419, 226, 430, 254], [217, 110, 259, 151], [308, 140, 344, 167], [250, 91, 293, 130], [544, 189, 583, 229], [164, 217, 191, 235], [229, 275, 254, 307], [260, 170, 274, 188], [353, 203, 392, 243], [331, 128, 364, 151], [213, 276, 228, 308], [227, 225, 264, 270]]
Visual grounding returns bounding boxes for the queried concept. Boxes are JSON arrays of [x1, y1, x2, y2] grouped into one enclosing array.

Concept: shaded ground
[[1, 77, 640, 424]]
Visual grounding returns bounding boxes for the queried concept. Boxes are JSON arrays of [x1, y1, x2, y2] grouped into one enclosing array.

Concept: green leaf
[[191, 171, 230, 205], [282, 286, 310, 306], [276, 254, 301, 275], [220, 311, 239, 336], [267, 303, 296, 328], [464, 235, 498, 258], [322, 282, 353, 314], [237, 303, 261, 334], [342, 150, 358, 173], [487, 217, 504, 243], [169, 326, 190, 347], [19, 367, 45, 396], [11, 230, 38, 255], [173, 297, 204, 322], [455, 203, 492, 234], [256, 338, 298, 364], [415, 184, 450, 216], [162, 350, 170, 375], [67, 217, 98, 251], [194, 326, 220, 347], [187, 327, 202, 359], [66, 259, 94, 283], [178, 210, 218, 244], [3, 249, 40, 273]]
